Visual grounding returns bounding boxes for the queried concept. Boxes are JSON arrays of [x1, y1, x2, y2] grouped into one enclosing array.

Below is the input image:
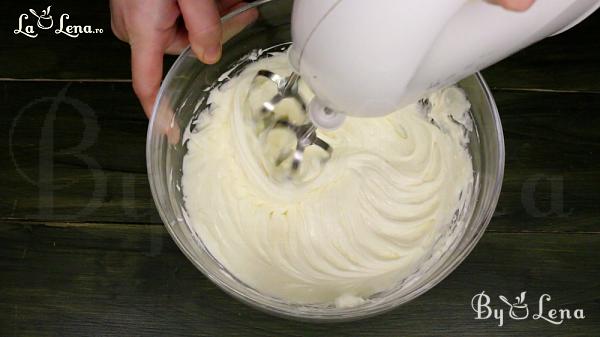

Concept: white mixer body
[[289, 0, 600, 125]]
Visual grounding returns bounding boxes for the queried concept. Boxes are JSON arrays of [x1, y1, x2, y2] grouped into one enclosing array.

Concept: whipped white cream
[[182, 52, 474, 305]]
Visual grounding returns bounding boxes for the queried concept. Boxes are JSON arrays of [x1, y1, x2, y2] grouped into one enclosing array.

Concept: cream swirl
[[182, 53, 474, 305]]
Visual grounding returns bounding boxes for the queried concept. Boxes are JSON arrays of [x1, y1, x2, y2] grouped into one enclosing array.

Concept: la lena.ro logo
[[13, 5, 103, 38], [471, 291, 585, 327]]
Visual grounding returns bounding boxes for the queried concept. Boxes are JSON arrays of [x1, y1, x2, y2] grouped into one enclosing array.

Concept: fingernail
[[203, 44, 222, 64]]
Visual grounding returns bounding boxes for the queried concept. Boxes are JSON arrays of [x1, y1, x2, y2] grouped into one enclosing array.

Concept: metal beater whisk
[[247, 70, 332, 172]]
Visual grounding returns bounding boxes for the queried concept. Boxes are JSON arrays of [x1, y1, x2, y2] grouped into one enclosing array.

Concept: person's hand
[[490, 0, 535, 11], [110, 0, 258, 118]]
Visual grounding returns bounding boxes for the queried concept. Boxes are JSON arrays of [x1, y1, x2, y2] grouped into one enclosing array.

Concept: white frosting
[[182, 52, 474, 305]]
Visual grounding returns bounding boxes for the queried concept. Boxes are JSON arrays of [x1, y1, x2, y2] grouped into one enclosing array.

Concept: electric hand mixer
[[248, 0, 600, 174]]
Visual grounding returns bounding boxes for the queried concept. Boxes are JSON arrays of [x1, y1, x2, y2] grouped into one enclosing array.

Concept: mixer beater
[[246, 69, 332, 174]]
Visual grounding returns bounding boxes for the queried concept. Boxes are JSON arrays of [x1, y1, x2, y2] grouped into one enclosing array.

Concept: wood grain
[[483, 11, 600, 91], [1, 82, 598, 233], [0, 220, 598, 336], [1, 1, 599, 91], [491, 90, 600, 233], [0, 82, 160, 224]]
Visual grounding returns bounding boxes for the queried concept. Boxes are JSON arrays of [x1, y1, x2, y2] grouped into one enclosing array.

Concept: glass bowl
[[147, 0, 505, 322]]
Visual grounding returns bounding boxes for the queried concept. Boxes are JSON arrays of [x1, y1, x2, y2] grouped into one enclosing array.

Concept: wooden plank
[[1, 1, 600, 92], [0, 81, 160, 224], [1, 82, 599, 232], [483, 10, 600, 92], [0, 221, 597, 336], [490, 90, 600, 233]]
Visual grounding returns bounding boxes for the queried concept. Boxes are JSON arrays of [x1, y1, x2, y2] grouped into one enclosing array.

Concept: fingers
[[491, 0, 535, 11], [131, 39, 164, 118], [178, 0, 223, 64], [121, 0, 257, 118]]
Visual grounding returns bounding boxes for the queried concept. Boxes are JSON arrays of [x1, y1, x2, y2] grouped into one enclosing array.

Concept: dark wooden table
[[1, 1, 599, 336]]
